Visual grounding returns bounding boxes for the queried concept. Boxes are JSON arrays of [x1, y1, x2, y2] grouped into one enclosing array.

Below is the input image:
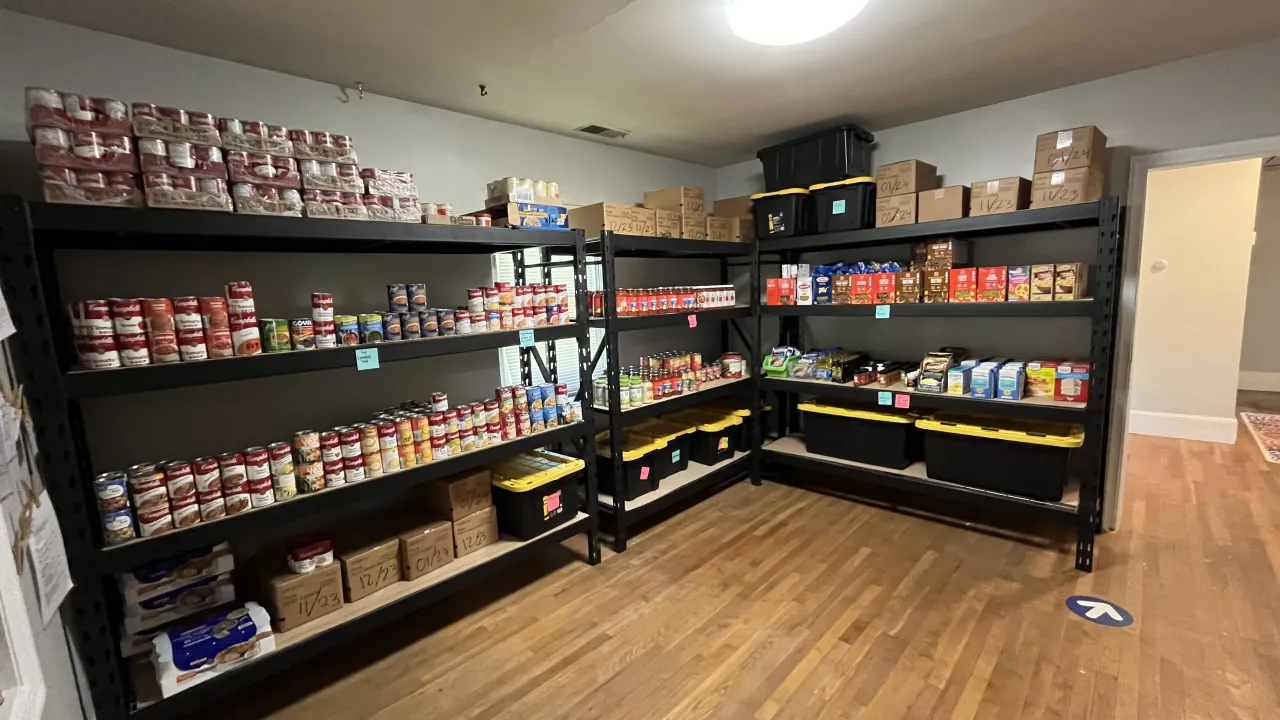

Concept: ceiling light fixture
[[726, 0, 870, 46]]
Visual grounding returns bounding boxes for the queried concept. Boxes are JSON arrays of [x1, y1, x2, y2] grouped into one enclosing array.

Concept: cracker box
[[1055, 362, 1090, 402], [852, 274, 875, 304], [896, 270, 922, 303], [1025, 361, 1059, 398], [949, 267, 977, 302], [923, 270, 949, 303], [1008, 265, 1030, 302], [1030, 264, 1055, 302], [976, 266, 1008, 302], [872, 272, 897, 304], [1055, 263, 1088, 300]]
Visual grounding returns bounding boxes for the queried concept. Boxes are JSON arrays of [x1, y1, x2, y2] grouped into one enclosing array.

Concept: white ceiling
[[7, 0, 1280, 167]]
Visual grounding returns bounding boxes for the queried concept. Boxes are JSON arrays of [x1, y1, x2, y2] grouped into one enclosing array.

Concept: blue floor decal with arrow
[[1065, 595, 1134, 627]]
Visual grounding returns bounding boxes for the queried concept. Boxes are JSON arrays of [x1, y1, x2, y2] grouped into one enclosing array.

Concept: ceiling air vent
[[576, 124, 630, 140]]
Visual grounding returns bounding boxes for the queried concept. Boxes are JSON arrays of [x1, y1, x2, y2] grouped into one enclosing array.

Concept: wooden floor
[[224, 406, 1280, 720]]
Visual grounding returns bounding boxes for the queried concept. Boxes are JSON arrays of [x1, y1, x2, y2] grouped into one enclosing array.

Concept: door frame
[[1105, 135, 1280, 530]]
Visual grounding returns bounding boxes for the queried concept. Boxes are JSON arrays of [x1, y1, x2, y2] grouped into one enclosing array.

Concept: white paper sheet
[[0, 288, 15, 342], [28, 487, 72, 626]]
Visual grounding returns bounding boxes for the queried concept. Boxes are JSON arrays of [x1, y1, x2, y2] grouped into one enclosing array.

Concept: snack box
[[977, 266, 1007, 302], [896, 270, 921, 303], [946, 366, 973, 395], [796, 275, 814, 305], [1030, 264, 1055, 302], [970, 364, 1000, 399], [152, 603, 275, 698], [852, 274, 874, 305], [1055, 263, 1088, 301], [923, 270, 949, 303], [872, 272, 896, 304], [832, 275, 853, 304], [487, 202, 569, 231], [1008, 265, 1030, 302], [1025, 361, 1059, 398], [917, 351, 954, 394], [1055, 362, 1090, 402], [997, 364, 1026, 400], [949, 268, 977, 303]]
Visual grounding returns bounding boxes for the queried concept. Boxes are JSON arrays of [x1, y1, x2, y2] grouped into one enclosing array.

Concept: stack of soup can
[[26, 87, 142, 208], [129, 101, 233, 212]]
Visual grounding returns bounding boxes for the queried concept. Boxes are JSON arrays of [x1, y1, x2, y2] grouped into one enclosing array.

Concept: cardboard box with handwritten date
[[970, 177, 1031, 216], [338, 536, 401, 603], [1030, 168, 1104, 209], [875, 194, 916, 227], [398, 520, 454, 581], [453, 506, 498, 558], [655, 208, 681, 237], [1033, 126, 1107, 174], [569, 202, 637, 238], [259, 560, 343, 632], [682, 212, 708, 240], [643, 185, 706, 214], [875, 160, 937, 198], [629, 207, 657, 237], [417, 470, 492, 521]]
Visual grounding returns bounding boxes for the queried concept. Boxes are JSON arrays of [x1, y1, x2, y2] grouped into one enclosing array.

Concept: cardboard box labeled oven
[[643, 186, 706, 214], [970, 177, 1031, 216], [875, 160, 937, 197], [338, 537, 401, 603], [1034, 126, 1107, 173], [260, 560, 343, 632], [917, 186, 969, 223], [417, 470, 492, 521]]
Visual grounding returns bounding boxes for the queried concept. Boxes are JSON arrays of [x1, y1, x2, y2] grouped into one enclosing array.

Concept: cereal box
[[949, 268, 977, 302], [873, 272, 897, 304], [1008, 265, 1030, 302], [976, 266, 1008, 302], [1055, 362, 1090, 402]]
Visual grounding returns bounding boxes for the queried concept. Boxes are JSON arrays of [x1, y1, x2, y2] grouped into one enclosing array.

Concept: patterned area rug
[[1240, 412, 1280, 464]]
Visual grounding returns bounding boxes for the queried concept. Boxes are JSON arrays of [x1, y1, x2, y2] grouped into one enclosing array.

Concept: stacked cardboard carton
[[874, 160, 936, 227], [1031, 126, 1107, 208], [419, 469, 499, 560], [644, 185, 707, 240], [711, 195, 755, 242], [969, 177, 1031, 216]]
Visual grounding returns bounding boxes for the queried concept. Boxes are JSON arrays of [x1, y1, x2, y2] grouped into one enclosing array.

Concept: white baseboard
[[1239, 371, 1280, 392], [1128, 411, 1238, 444]]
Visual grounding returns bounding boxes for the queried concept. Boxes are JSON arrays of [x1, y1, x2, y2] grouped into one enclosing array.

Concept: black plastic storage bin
[[679, 413, 742, 466], [810, 178, 876, 233], [490, 450, 584, 540], [800, 401, 920, 470], [757, 123, 876, 193], [916, 415, 1084, 501], [632, 420, 695, 476], [752, 188, 812, 240], [597, 433, 667, 501]]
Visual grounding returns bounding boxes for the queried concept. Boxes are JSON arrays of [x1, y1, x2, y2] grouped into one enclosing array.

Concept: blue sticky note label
[[877, 391, 892, 406], [355, 348, 380, 371], [672, 450, 681, 463], [832, 199, 846, 215], [518, 329, 535, 348], [875, 304, 891, 319]]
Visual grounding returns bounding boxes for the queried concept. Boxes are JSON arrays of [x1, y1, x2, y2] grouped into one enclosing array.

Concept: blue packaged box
[[814, 275, 833, 304], [488, 202, 570, 231], [997, 364, 1026, 400], [153, 603, 275, 698], [946, 366, 973, 395], [970, 364, 1000, 399]]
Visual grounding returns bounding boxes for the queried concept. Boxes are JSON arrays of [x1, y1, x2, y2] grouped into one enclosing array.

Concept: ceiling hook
[[356, 82, 365, 100], [479, 84, 488, 97]]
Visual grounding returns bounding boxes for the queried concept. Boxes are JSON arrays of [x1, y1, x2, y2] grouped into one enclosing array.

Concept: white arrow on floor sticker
[[1075, 599, 1123, 621]]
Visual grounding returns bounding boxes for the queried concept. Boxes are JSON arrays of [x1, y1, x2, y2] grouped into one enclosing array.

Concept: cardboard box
[[398, 521, 454, 581], [643, 186, 706, 214], [488, 202, 569, 231], [777, 277, 796, 305], [852, 274, 874, 305], [655, 208, 682, 238], [919, 238, 970, 270], [976, 266, 1008, 302], [832, 275, 852, 304], [338, 537, 401, 603], [723, 217, 754, 242], [923, 270, 949, 303], [872, 273, 896, 304], [814, 275, 833, 304], [1008, 265, 1030, 302], [1030, 264, 1055, 302], [1054, 362, 1090, 402], [1034, 126, 1107, 173], [917, 186, 970, 223], [1025, 361, 1059, 398], [949, 267, 976, 302], [998, 365, 1026, 401], [970, 364, 1000, 399], [707, 216, 733, 242], [569, 202, 639, 237], [876, 195, 916, 227], [970, 177, 1031, 216], [766, 277, 782, 306], [486, 192, 559, 207], [630, 207, 657, 237], [713, 195, 753, 218], [260, 560, 343, 632], [1031, 169, 1104, 208], [896, 271, 922, 303], [875, 160, 938, 197], [1054, 263, 1088, 300], [418, 470, 492, 522], [454, 506, 498, 559], [682, 212, 708, 240]]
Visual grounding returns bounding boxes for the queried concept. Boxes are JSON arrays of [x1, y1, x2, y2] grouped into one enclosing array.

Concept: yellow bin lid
[[915, 414, 1084, 448], [631, 419, 697, 443], [664, 409, 743, 432], [808, 177, 875, 191], [597, 433, 668, 462], [491, 450, 585, 492], [751, 188, 809, 200], [799, 401, 915, 424]]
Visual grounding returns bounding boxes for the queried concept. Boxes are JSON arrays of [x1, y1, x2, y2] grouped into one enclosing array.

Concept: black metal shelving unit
[[586, 232, 761, 552], [0, 197, 602, 720], [757, 198, 1122, 572]]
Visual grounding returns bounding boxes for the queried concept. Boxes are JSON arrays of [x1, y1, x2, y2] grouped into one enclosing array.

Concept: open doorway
[[1106, 139, 1280, 529]]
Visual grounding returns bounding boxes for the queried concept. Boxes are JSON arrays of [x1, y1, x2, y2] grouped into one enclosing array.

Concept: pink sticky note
[[640, 466, 650, 480], [544, 490, 561, 514], [688, 314, 697, 328], [894, 394, 911, 409]]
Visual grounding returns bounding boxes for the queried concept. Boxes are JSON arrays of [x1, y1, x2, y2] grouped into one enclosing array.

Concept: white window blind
[[493, 249, 604, 395]]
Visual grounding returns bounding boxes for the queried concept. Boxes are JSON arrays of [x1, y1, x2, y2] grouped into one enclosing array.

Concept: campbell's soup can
[[192, 457, 221, 493], [314, 319, 336, 349], [79, 335, 121, 369], [324, 459, 346, 487], [248, 477, 275, 508], [176, 328, 208, 361], [343, 455, 366, 483], [41, 166, 76, 186], [172, 296, 201, 330], [266, 124, 288, 140], [34, 126, 71, 151], [288, 128, 312, 144], [188, 111, 215, 129], [137, 507, 174, 537], [217, 117, 244, 135], [168, 141, 195, 169], [142, 172, 172, 190], [313, 131, 333, 147], [61, 93, 93, 122], [217, 452, 247, 486], [332, 134, 352, 150], [108, 173, 135, 190], [169, 175, 198, 193], [428, 413, 446, 438], [431, 434, 449, 461], [200, 178, 227, 196], [363, 450, 382, 478], [116, 333, 150, 366], [267, 442, 293, 477], [76, 171, 107, 188], [377, 421, 397, 450], [108, 298, 145, 335], [243, 121, 267, 137], [243, 447, 270, 481], [157, 106, 188, 124]]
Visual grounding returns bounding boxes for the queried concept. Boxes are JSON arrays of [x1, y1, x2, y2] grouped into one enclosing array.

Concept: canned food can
[[415, 439, 431, 464], [420, 309, 439, 337], [398, 442, 417, 469], [267, 442, 294, 476], [313, 131, 333, 146], [500, 308, 514, 330], [324, 459, 346, 488], [501, 414, 517, 441], [395, 416, 413, 447], [344, 456, 367, 483], [76, 171, 107, 188], [446, 431, 461, 456], [320, 431, 342, 462], [33, 126, 71, 151], [190, 457, 220, 493], [377, 421, 397, 450], [357, 423, 379, 454], [319, 161, 338, 177], [272, 473, 298, 502], [513, 386, 528, 412], [223, 487, 250, 515], [460, 428, 476, 453], [438, 308, 455, 335], [293, 430, 320, 463], [101, 509, 135, 545], [381, 447, 400, 473], [116, 333, 150, 367], [314, 320, 337, 349], [170, 494, 201, 529], [543, 405, 558, 429], [485, 400, 500, 425], [526, 385, 544, 412], [172, 296, 201, 330], [428, 413, 446, 438], [472, 316, 488, 334], [200, 178, 228, 197], [244, 447, 270, 481], [488, 310, 501, 331], [498, 387, 514, 413], [288, 128, 312, 144], [400, 312, 421, 339], [443, 409, 459, 435], [189, 111, 215, 128], [387, 284, 408, 312], [530, 410, 546, 434], [258, 318, 289, 353], [41, 166, 76, 186], [382, 312, 401, 341], [248, 477, 275, 508], [431, 392, 448, 412], [431, 435, 449, 461], [336, 315, 360, 345], [176, 328, 208, 361], [407, 284, 427, 311], [485, 288, 500, 312], [296, 462, 324, 493], [93, 472, 129, 512], [198, 491, 227, 522], [467, 290, 485, 314], [333, 134, 352, 149], [515, 409, 531, 437], [217, 453, 246, 488], [456, 309, 471, 334], [137, 507, 174, 538], [287, 318, 314, 351], [108, 173, 136, 190], [476, 213, 492, 227], [218, 117, 244, 135], [311, 292, 334, 322], [168, 141, 195, 169], [359, 313, 384, 343], [471, 402, 486, 428], [162, 461, 196, 501]]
